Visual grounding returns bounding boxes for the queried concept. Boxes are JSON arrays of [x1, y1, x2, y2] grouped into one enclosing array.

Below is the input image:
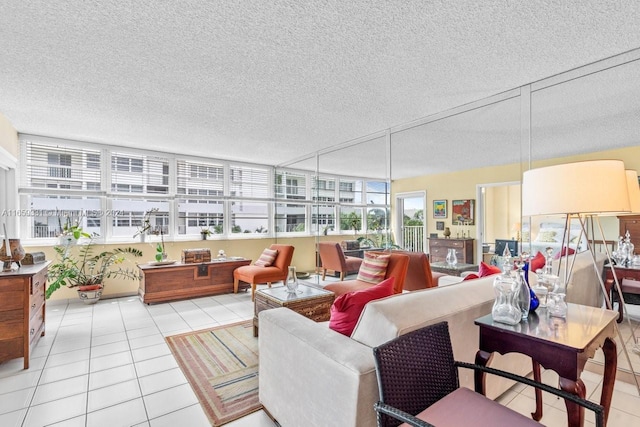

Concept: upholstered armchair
[[323, 252, 409, 297], [318, 242, 363, 280], [392, 250, 446, 290], [233, 244, 295, 301]]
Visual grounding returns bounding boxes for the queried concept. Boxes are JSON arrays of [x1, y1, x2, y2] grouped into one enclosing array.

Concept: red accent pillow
[[329, 277, 395, 336], [530, 251, 546, 272], [554, 247, 576, 260], [463, 273, 479, 281], [478, 261, 501, 277]]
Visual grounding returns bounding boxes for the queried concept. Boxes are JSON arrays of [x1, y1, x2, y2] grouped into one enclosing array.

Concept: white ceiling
[[2, 1, 640, 179]]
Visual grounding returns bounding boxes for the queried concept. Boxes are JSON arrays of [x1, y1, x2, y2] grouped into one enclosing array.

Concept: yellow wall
[[392, 145, 640, 258], [0, 112, 18, 157]]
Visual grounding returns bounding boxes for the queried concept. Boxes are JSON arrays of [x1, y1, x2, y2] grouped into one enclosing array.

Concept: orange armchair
[[233, 244, 295, 301], [323, 252, 409, 297], [318, 242, 363, 280], [392, 250, 446, 291]]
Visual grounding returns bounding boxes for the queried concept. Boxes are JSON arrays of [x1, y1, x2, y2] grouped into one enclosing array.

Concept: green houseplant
[[46, 232, 143, 302]]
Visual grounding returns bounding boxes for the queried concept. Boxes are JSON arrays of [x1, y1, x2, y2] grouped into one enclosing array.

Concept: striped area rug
[[166, 320, 261, 426]]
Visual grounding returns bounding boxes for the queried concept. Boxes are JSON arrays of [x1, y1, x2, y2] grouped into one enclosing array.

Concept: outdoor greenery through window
[[18, 136, 390, 242]]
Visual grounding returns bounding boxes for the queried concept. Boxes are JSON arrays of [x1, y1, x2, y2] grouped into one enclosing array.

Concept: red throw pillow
[[478, 261, 501, 277], [462, 273, 479, 281], [530, 251, 546, 272], [554, 247, 575, 260], [329, 277, 395, 336]]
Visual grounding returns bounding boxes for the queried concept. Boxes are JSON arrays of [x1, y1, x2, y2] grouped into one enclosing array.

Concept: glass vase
[[445, 248, 457, 266], [285, 266, 299, 294]]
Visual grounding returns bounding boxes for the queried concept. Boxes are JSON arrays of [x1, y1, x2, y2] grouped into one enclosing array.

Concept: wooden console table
[[138, 258, 251, 304], [474, 304, 618, 427]]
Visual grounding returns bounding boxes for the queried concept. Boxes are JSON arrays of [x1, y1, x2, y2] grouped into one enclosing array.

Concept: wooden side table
[[253, 284, 334, 337], [474, 304, 618, 427]]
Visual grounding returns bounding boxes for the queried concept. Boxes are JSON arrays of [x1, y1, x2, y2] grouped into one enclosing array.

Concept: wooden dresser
[[0, 262, 49, 369], [428, 238, 474, 264]]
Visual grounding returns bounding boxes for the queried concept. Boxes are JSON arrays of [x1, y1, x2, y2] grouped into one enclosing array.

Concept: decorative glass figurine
[[445, 248, 458, 266], [516, 252, 538, 319], [491, 247, 521, 325], [285, 266, 299, 294]]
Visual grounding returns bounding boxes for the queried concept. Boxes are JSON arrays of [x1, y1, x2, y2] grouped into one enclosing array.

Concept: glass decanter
[[285, 266, 299, 294], [491, 247, 521, 325], [536, 247, 561, 307], [517, 252, 538, 318], [445, 248, 458, 266]]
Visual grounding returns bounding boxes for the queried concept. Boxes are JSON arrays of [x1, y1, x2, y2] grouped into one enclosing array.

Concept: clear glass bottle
[[491, 248, 521, 325], [445, 248, 458, 266], [515, 257, 530, 320], [285, 266, 299, 294]]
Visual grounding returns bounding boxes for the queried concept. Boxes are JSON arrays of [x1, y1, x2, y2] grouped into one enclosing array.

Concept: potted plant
[[200, 227, 211, 240], [133, 208, 159, 242], [46, 232, 143, 303], [58, 216, 89, 246]]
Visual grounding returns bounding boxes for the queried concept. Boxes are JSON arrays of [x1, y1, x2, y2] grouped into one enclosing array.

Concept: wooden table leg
[[600, 337, 618, 425], [474, 350, 492, 395], [531, 360, 543, 421], [559, 377, 587, 427]]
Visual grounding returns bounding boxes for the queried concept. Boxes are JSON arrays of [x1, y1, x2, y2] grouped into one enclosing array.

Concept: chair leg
[[322, 269, 326, 280], [267, 282, 272, 288], [251, 283, 256, 301], [234, 277, 239, 294], [340, 271, 345, 281]]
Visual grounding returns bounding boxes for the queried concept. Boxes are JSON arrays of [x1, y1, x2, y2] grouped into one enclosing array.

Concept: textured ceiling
[[1, 1, 640, 178]]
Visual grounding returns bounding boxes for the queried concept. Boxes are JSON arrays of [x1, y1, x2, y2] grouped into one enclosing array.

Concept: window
[[19, 137, 390, 241]]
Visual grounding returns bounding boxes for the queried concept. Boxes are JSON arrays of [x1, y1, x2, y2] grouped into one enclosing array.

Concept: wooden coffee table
[[253, 284, 334, 337]]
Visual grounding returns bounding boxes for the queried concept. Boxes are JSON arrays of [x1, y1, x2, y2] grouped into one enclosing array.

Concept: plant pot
[[201, 233, 208, 240], [77, 284, 103, 304]]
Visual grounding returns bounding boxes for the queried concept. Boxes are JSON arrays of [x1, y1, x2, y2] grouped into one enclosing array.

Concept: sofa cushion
[[479, 261, 501, 277], [329, 276, 395, 336], [255, 248, 278, 267], [356, 252, 390, 284], [530, 251, 546, 272]]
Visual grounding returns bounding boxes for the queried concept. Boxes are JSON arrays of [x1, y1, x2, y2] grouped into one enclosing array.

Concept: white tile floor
[[0, 282, 639, 427]]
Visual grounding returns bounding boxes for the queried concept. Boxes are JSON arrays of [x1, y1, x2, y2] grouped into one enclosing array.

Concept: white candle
[[3, 223, 10, 257]]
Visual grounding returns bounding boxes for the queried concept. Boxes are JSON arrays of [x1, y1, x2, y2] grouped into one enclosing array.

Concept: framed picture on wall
[[452, 199, 475, 225], [436, 221, 445, 231], [433, 199, 447, 218]]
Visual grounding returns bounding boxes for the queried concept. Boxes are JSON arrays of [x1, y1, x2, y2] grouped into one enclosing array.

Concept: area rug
[[166, 320, 261, 426]]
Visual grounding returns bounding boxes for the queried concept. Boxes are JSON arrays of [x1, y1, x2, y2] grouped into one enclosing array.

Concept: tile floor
[[0, 280, 639, 427]]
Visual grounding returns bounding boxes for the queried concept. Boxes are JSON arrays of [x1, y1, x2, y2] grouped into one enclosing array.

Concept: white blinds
[[22, 141, 102, 191], [230, 165, 269, 199], [111, 151, 169, 195], [176, 159, 224, 196]]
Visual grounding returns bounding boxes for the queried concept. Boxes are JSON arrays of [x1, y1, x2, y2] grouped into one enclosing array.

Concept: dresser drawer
[[31, 270, 47, 295], [29, 294, 44, 321], [0, 310, 23, 340], [29, 310, 45, 345]]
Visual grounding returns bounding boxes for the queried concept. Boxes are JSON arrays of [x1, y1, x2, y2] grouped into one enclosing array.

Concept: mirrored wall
[[275, 49, 640, 376]]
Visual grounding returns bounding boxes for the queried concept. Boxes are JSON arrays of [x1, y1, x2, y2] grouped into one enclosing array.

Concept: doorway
[[396, 191, 426, 252]]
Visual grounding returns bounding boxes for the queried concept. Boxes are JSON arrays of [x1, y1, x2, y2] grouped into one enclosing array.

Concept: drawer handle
[[31, 303, 36, 309], [30, 328, 35, 336]]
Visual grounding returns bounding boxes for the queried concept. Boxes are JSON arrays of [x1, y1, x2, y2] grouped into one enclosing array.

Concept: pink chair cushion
[[329, 276, 395, 336]]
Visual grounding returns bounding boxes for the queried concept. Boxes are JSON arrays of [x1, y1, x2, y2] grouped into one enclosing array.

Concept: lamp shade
[[522, 160, 631, 216], [625, 169, 640, 214]]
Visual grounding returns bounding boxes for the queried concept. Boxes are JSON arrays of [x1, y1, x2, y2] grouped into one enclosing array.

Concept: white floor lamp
[[522, 159, 640, 394]]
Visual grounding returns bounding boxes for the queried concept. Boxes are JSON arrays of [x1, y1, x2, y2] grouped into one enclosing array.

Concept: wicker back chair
[[373, 321, 605, 427]]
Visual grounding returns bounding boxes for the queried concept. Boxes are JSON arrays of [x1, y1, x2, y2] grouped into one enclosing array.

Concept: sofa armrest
[[259, 308, 379, 427]]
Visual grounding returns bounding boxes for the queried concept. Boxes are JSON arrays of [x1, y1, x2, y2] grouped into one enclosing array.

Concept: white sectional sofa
[[258, 276, 530, 427], [258, 250, 608, 427]]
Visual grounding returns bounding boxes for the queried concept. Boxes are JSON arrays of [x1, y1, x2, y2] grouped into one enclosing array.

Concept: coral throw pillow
[[530, 251, 546, 272], [478, 261, 501, 277], [356, 252, 391, 284], [463, 273, 479, 281], [254, 248, 278, 267], [329, 277, 395, 336], [554, 247, 576, 259]]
